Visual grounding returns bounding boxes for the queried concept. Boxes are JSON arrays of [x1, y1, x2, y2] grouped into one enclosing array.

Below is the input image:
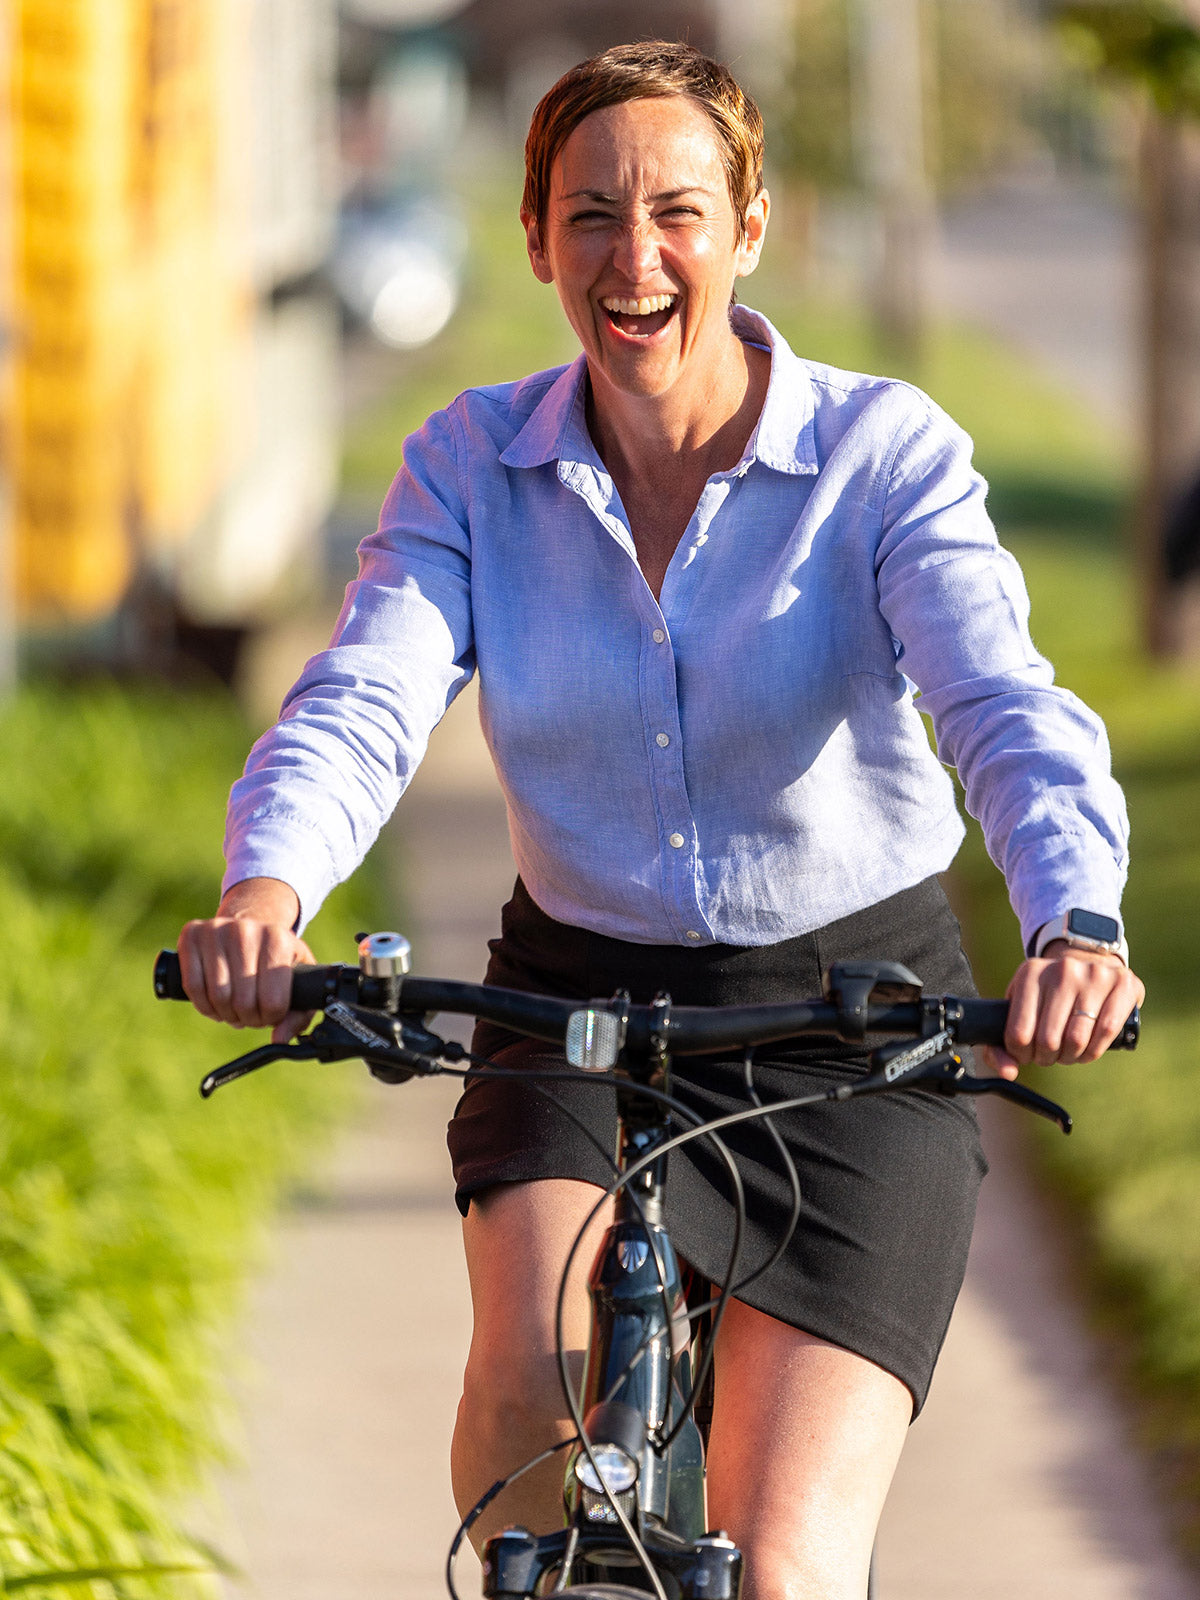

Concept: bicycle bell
[[357, 931, 412, 978]]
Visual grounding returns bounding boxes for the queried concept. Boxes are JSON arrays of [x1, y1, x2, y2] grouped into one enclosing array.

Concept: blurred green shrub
[[0, 685, 378, 1594]]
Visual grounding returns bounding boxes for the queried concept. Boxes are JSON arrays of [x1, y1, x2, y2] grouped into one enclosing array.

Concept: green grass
[[0, 685, 382, 1594]]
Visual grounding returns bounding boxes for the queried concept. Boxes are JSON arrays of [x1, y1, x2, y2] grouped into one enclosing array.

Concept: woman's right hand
[[177, 877, 316, 1042]]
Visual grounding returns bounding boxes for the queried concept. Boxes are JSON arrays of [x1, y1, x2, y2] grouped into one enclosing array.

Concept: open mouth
[[600, 293, 678, 338]]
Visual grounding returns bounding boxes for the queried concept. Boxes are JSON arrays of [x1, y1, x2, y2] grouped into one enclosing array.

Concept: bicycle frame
[[483, 1057, 742, 1600]]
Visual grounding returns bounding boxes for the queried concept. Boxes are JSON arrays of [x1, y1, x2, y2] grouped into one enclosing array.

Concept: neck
[[587, 323, 769, 488]]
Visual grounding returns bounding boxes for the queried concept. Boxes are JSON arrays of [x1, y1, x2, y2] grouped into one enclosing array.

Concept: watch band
[[1033, 908, 1128, 965]]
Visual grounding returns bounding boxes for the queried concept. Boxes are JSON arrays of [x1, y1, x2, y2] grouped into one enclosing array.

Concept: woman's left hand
[[983, 942, 1146, 1079]]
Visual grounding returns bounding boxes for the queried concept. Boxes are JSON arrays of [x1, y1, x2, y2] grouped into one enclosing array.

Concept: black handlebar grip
[[152, 949, 348, 1012], [952, 998, 1010, 1046], [953, 996, 1140, 1050], [154, 949, 188, 1000], [289, 964, 342, 1012]]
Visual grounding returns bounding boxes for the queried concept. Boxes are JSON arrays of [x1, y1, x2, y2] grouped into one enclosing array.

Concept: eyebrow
[[559, 186, 716, 203]]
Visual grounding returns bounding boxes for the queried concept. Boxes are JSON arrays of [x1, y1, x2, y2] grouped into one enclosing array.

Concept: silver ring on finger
[[1071, 1009, 1099, 1020]]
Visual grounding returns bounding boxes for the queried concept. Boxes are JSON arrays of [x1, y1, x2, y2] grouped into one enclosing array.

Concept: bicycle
[[154, 935, 1139, 1600]]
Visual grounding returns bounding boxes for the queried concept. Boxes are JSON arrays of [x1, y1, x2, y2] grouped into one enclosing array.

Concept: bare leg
[[451, 1178, 612, 1549], [452, 1180, 912, 1588], [705, 1299, 912, 1600]]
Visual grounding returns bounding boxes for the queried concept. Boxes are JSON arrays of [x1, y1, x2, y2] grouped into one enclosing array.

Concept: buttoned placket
[[558, 455, 722, 945]]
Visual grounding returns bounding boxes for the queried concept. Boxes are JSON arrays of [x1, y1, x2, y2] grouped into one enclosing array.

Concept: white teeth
[[601, 294, 676, 316]]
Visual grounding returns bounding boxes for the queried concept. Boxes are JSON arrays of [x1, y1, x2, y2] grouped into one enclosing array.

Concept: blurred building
[[0, 10, 12, 686], [7, 0, 339, 656]]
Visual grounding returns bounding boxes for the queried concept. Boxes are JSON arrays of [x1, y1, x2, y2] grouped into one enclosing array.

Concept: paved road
[[819, 178, 1139, 436], [211, 681, 1195, 1600], [938, 179, 1139, 436]]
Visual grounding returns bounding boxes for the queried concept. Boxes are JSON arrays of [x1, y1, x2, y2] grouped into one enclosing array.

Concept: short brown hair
[[523, 41, 764, 244]]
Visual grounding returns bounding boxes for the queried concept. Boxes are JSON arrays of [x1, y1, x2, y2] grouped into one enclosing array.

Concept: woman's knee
[[457, 1178, 612, 1447], [705, 1302, 909, 1599], [458, 1333, 573, 1456]]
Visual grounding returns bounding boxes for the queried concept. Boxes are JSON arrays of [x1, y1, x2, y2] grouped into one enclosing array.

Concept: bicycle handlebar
[[152, 950, 1140, 1053]]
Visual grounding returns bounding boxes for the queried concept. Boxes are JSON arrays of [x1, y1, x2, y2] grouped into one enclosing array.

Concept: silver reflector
[[566, 1008, 621, 1071]]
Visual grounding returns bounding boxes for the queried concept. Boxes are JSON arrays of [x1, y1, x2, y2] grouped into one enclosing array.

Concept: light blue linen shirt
[[224, 307, 1128, 952]]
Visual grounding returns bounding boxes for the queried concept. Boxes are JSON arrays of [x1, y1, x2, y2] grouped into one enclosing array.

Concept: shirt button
[[652, 628, 666, 644], [655, 732, 670, 748], [669, 832, 685, 849], [695, 533, 708, 545], [685, 930, 701, 942]]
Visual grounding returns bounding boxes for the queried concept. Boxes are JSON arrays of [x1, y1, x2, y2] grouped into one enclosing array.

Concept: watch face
[[1067, 908, 1120, 944]]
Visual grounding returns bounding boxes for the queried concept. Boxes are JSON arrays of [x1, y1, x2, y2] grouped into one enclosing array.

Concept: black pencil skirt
[[446, 876, 988, 1412]]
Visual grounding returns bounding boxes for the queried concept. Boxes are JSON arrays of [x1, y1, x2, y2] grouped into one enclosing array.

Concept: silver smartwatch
[[1033, 908, 1128, 965]]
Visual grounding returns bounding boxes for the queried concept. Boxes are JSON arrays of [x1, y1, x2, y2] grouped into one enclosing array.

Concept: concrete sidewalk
[[210, 682, 1195, 1600]]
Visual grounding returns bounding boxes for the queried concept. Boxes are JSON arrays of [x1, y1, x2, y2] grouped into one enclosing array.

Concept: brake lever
[[833, 1033, 1072, 1134], [198, 1005, 460, 1098], [950, 1073, 1072, 1134], [199, 1013, 390, 1096], [200, 1038, 325, 1098]]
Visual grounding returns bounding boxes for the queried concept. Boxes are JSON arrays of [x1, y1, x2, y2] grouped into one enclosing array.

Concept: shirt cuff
[[222, 819, 339, 936]]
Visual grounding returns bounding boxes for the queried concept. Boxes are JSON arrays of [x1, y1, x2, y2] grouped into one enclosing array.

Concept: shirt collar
[[733, 306, 819, 476], [498, 357, 591, 470], [498, 304, 819, 476]]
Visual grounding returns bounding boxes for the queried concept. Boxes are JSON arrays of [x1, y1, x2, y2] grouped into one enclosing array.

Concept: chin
[[598, 353, 679, 400]]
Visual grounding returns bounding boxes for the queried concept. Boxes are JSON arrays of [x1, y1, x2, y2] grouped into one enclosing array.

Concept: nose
[[612, 221, 661, 283]]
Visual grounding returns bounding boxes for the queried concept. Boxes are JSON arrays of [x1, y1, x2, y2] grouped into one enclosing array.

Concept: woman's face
[[523, 95, 768, 407]]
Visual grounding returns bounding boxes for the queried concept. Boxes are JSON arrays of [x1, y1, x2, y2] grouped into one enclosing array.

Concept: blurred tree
[[779, 0, 1049, 195], [778, 0, 1053, 367], [777, 0, 856, 190], [1059, 0, 1200, 114], [853, 0, 934, 367], [1060, 0, 1200, 658], [932, 0, 1044, 187]]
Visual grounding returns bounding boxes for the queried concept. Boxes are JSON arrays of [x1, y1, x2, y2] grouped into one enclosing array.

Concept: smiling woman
[[519, 91, 771, 597], [521, 93, 769, 518], [177, 38, 1142, 1600]]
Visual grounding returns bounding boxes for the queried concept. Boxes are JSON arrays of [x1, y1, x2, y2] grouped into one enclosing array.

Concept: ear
[[735, 188, 770, 280], [522, 206, 554, 285]]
